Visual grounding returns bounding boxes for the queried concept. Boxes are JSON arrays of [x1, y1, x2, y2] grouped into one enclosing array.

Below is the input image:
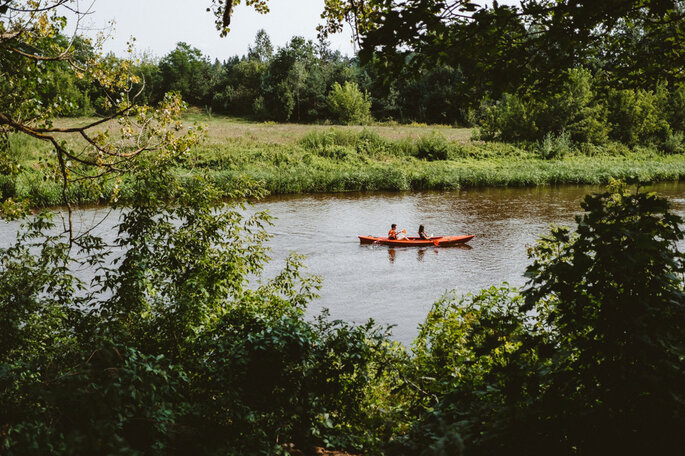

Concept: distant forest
[[42, 16, 684, 146]]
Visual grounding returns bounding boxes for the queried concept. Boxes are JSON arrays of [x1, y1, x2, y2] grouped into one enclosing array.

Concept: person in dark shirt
[[418, 224, 429, 240]]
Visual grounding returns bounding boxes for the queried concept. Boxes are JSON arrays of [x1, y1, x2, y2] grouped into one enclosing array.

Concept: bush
[[399, 286, 535, 456], [327, 81, 372, 125], [540, 68, 608, 144], [479, 69, 609, 144], [414, 132, 451, 160], [521, 183, 685, 455], [662, 131, 685, 154], [607, 87, 671, 145], [478, 93, 538, 141], [0, 168, 400, 455], [2, 346, 188, 455], [535, 131, 573, 159], [190, 308, 394, 454]]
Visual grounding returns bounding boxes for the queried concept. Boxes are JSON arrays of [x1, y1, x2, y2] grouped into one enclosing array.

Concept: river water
[[2, 182, 684, 344]]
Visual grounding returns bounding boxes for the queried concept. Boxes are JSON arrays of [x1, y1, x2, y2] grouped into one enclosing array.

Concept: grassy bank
[[4, 116, 685, 206]]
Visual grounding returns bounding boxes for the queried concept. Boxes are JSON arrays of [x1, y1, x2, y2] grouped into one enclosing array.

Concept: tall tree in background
[[158, 42, 214, 107]]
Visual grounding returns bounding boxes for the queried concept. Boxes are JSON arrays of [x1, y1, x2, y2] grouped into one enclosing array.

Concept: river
[[2, 182, 684, 345]]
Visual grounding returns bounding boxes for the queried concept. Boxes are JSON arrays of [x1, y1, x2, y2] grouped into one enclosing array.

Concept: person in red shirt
[[388, 224, 398, 240]]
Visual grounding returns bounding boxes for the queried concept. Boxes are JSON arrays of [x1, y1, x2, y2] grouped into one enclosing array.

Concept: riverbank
[[4, 116, 685, 206]]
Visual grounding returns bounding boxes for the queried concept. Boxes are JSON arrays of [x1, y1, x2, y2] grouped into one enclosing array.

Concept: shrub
[[327, 81, 372, 125], [478, 93, 538, 141], [540, 68, 608, 144], [521, 183, 685, 455], [607, 87, 671, 145], [535, 131, 573, 159], [401, 184, 685, 456], [662, 131, 685, 154], [398, 286, 536, 456], [414, 132, 451, 160], [190, 308, 394, 454]]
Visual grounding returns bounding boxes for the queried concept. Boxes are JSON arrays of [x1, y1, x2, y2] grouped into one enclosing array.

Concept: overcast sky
[[74, 0, 520, 62], [74, 0, 355, 61]]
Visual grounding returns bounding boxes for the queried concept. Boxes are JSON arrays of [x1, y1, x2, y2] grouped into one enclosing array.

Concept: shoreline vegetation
[[4, 115, 685, 208]]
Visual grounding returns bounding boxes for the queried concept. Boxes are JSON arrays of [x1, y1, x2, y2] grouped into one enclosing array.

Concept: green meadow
[[4, 116, 685, 207]]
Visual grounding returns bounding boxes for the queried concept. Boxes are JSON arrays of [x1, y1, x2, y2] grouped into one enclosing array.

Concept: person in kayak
[[388, 224, 407, 240], [418, 225, 429, 240]]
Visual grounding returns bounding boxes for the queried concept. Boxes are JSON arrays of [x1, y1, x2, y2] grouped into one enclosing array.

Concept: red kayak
[[358, 234, 474, 247]]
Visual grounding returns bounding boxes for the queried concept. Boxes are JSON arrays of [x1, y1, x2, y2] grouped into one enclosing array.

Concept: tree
[[247, 28, 273, 62], [315, 1, 684, 98], [158, 42, 213, 107], [0, 0, 195, 239], [327, 81, 372, 124]]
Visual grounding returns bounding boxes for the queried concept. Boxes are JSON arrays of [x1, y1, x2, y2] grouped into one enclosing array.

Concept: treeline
[[44, 29, 684, 150], [479, 68, 685, 153]]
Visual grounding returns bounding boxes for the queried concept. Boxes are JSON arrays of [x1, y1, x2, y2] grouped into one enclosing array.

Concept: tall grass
[[7, 126, 685, 207]]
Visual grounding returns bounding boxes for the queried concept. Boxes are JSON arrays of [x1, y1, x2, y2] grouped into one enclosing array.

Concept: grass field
[[4, 115, 685, 207], [196, 116, 474, 145]]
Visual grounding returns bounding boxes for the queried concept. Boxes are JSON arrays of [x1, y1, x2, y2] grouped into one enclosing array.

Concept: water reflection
[[384, 244, 472, 264]]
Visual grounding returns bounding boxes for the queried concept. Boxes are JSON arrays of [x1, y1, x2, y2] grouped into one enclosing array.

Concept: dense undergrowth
[[2, 176, 683, 455], [3, 125, 685, 207]]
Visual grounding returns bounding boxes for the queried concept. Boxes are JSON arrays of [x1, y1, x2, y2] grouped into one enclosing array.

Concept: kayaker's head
[[391, 223, 397, 229], [419, 224, 425, 233]]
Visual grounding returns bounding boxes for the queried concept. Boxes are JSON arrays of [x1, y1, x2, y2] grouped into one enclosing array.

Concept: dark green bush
[[400, 184, 685, 456], [607, 87, 671, 145], [414, 132, 451, 160], [478, 93, 538, 141], [2, 347, 188, 455], [189, 308, 392, 454], [477, 69, 685, 148]]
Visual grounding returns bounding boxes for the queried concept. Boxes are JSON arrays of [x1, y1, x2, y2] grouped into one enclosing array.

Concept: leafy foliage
[[400, 183, 685, 455], [327, 81, 372, 125], [0, 153, 398, 454], [521, 182, 685, 454]]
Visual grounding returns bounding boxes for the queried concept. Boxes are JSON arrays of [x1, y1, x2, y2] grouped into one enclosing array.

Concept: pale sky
[[71, 0, 520, 62], [74, 0, 356, 61]]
